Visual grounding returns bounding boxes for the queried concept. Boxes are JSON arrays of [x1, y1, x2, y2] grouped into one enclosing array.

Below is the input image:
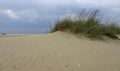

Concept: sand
[[0, 31, 120, 71]]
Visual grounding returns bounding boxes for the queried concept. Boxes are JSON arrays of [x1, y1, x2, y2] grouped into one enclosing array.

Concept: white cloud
[[0, 9, 19, 19], [0, 9, 39, 22]]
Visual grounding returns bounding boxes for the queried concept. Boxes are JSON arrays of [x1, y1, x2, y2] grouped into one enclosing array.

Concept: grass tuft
[[51, 9, 120, 40]]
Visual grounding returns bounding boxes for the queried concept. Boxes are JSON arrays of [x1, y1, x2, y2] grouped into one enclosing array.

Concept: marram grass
[[51, 10, 120, 40]]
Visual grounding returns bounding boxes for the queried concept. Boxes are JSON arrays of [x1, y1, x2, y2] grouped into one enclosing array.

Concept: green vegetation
[[51, 10, 120, 40]]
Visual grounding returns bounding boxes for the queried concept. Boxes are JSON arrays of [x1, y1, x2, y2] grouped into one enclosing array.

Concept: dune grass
[[51, 10, 120, 40]]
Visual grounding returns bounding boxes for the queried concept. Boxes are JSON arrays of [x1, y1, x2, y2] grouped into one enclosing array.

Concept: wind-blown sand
[[0, 31, 120, 71]]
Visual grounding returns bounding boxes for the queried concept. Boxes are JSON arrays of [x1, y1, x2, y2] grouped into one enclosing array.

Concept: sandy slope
[[0, 31, 120, 71]]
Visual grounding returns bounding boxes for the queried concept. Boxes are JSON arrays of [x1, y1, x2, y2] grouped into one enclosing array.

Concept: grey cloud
[[0, 0, 120, 34]]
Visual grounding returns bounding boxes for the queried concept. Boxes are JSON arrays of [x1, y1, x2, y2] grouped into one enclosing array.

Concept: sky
[[0, 0, 120, 34]]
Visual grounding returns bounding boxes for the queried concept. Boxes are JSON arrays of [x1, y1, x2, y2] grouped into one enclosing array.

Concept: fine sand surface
[[0, 31, 120, 71]]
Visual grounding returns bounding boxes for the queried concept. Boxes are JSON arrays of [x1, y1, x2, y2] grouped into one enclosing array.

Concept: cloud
[[112, 8, 120, 12], [34, 0, 73, 4], [0, 0, 120, 34], [77, 0, 107, 5], [16, 10, 39, 22], [0, 0, 120, 9], [77, 0, 120, 7], [0, 9, 19, 19], [0, 9, 39, 22], [33, 0, 120, 7]]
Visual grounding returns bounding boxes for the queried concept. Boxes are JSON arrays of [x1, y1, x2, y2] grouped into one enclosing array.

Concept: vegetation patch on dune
[[51, 10, 120, 40]]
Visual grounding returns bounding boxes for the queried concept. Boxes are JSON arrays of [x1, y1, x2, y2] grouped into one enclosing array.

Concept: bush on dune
[[51, 9, 120, 40]]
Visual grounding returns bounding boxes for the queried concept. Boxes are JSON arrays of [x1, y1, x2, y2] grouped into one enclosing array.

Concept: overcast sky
[[0, 0, 120, 34]]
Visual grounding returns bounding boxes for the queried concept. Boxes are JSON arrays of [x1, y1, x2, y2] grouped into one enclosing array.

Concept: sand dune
[[0, 31, 120, 71]]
